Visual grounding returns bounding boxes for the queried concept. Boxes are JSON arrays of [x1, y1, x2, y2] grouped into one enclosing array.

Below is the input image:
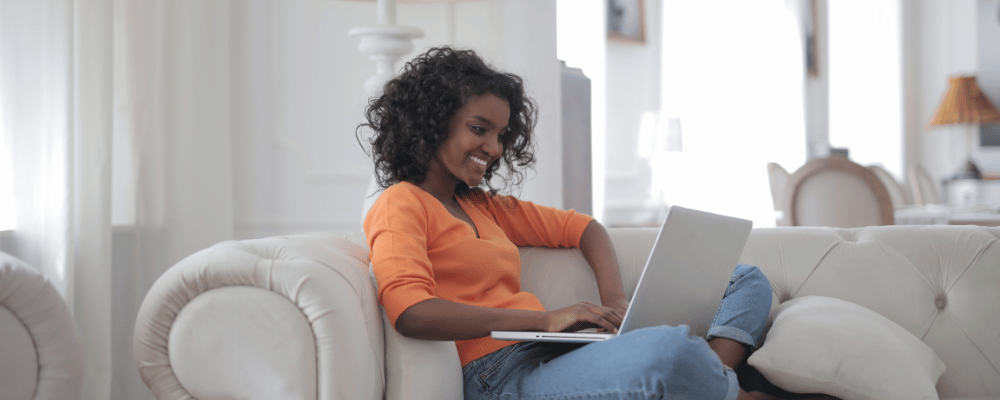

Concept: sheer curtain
[[1, 1, 235, 399], [1, 1, 113, 398], [113, 2, 235, 399]]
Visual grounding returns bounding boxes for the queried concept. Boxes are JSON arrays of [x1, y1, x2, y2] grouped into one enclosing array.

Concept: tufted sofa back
[[581, 225, 999, 398]]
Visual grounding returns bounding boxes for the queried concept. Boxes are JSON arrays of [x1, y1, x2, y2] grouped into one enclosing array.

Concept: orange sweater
[[364, 182, 594, 366]]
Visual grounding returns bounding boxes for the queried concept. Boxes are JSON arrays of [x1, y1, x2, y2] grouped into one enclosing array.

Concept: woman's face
[[431, 93, 511, 188]]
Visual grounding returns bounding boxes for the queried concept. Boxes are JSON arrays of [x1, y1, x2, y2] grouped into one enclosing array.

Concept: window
[[658, 0, 806, 227], [829, 0, 903, 177]]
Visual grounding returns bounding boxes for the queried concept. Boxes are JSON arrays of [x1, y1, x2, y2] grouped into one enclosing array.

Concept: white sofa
[[0, 252, 84, 400], [134, 225, 1000, 400]]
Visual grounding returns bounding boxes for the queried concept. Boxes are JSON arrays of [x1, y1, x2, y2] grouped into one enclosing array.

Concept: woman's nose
[[484, 133, 502, 157]]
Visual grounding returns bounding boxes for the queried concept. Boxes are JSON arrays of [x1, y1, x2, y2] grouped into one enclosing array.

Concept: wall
[[603, 0, 664, 226], [905, 0, 986, 190], [977, 0, 1000, 170], [805, 0, 831, 160], [231, 0, 562, 240]]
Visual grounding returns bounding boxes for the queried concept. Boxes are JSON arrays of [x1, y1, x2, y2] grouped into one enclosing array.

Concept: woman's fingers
[[545, 302, 622, 333], [580, 302, 624, 329]]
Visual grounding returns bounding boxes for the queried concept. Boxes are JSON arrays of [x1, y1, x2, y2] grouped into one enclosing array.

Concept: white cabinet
[[946, 179, 1000, 208]]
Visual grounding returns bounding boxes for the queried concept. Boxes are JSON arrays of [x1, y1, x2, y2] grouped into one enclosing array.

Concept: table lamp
[[928, 76, 1000, 180]]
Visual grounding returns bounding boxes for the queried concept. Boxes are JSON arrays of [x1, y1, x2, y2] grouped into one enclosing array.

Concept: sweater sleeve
[[484, 194, 594, 248], [363, 186, 438, 327]]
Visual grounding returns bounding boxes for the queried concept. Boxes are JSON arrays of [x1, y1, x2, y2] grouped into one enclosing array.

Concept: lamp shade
[[928, 76, 1000, 126]]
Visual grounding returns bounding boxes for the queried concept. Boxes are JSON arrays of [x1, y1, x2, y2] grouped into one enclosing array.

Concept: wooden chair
[[785, 157, 894, 227], [767, 162, 790, 226], [867, 164, 911, 208], [908, 164, 941, 206]]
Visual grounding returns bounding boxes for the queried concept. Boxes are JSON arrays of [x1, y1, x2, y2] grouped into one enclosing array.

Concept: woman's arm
[[578, 220, 629, 316], [395, 298, 622, 341]]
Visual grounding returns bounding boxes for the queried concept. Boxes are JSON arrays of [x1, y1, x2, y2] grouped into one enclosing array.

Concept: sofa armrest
[[382, 312, 463, 400], [0, 253, 83, 400], [133, 233, 385, 400]]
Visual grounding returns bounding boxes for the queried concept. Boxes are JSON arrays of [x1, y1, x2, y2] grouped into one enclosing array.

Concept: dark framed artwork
[[804, 0, 819, 76], [979, 72, 1000, 147], [608, 0, 645, 44], [982, 124, 1000, 147], [979, 1, 1000, 147]]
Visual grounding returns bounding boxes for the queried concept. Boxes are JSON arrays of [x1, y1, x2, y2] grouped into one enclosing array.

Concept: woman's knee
[[634, 327, 720, 373], [734, 264, 767, 284], [735, 265, 772, 295]]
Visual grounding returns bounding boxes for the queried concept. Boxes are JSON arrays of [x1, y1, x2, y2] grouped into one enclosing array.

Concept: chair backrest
[[867, 164, 911, 208], [785, 157, 894, 227], [908, 164, 941, 206], [767, 162, 790, 226]]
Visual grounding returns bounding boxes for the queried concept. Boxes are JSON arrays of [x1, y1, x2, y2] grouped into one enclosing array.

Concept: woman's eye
[[471, 125, 486, 134]]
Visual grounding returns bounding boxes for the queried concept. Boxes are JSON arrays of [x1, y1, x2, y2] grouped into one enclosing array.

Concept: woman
[[360, 46, 803, 400]]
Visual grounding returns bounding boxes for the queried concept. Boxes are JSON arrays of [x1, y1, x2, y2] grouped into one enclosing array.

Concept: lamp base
[[951, 158, 982, 180]]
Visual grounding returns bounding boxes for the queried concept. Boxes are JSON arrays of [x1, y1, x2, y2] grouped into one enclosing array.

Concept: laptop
[[491, 205, 753, 343]]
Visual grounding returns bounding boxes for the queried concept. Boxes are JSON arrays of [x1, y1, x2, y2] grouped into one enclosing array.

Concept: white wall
[[980, 0, 1000, 68], [805, 0, 831, 161], [904, 0, 983, 192], [603, 0, 664, 226], [232, 0, 562, 240], [976, 0, 1000, 171]]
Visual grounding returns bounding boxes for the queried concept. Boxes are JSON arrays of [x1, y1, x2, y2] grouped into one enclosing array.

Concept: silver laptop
[[491, 205, 753, 343]]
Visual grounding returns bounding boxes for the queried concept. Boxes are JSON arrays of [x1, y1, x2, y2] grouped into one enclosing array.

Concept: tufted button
[[935, 296, 947, 309], [837, 231, 857, 242]]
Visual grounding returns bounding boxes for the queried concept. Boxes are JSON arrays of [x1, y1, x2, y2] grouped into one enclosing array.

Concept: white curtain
[[1, 0, 113, 398], [1, 0, 235, 398]]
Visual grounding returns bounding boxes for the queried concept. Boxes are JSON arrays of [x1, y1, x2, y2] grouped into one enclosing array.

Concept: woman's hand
[[604, 296, 629, 318], [542, 301, 623, 333]]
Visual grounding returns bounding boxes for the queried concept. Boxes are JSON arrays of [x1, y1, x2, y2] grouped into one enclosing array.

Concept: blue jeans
[[462, 264, 772, 400]]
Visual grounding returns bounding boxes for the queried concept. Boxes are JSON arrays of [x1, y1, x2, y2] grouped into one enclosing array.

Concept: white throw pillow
[[747, 296, 946, 400]]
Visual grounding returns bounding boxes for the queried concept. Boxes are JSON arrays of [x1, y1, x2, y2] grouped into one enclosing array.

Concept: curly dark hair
[[357, 46, 537, 198]]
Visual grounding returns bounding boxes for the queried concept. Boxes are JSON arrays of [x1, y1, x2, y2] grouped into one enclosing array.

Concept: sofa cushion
[[748, 296, 946, 400], [736, 226, 1000, 398]]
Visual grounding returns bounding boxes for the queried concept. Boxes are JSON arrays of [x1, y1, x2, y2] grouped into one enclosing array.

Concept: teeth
[[470, 156, 488, 166]]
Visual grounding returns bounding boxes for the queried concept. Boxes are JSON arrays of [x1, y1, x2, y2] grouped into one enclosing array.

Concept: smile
[[470, 155, 489, 167]]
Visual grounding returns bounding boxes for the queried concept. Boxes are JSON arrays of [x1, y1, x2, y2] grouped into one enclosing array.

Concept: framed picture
[[803, 0, 819, 76], [608, 0, 645, 44], [979, 72, 1000, 147]]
